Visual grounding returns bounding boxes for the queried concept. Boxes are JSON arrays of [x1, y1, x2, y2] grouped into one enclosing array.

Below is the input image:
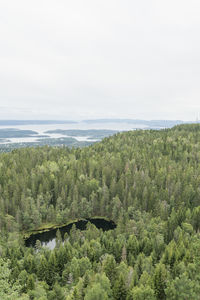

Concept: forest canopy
[[0, 124, 200, 299]]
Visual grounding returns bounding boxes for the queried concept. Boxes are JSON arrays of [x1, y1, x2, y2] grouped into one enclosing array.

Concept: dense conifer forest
[[0, 124, 200, 299]]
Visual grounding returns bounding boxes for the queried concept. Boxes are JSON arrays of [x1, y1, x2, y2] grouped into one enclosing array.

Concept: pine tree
[[113, 274, 127, 300], [153, 264, 168, 300], [27, 274, 35, 290]]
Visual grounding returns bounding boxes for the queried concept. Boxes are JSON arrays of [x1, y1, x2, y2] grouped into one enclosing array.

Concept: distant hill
[[82, 118, 187, 128], [0, 120, 77, 126], [0, 119, 191, 127]]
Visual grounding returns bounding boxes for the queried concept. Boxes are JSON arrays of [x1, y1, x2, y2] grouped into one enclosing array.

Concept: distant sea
[[0, 119, 187, 145]]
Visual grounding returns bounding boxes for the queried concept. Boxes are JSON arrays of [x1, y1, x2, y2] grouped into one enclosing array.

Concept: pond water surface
[[25, 218, 116, 250]]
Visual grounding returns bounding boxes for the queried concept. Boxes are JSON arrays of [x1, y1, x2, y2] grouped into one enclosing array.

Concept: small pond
[[25, 218, 116, 250]]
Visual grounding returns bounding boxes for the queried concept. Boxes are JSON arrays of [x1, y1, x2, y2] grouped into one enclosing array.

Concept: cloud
[[0, 0, 200, 120]]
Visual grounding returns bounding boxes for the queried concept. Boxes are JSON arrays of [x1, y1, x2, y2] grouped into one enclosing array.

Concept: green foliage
[[1, 124, 200, 298], [84, 283, 109, 300], [0, 258, 28, 300], [129, 285, 156, 300], [113, 274, 127, 300], [153, 264, 168, 299]]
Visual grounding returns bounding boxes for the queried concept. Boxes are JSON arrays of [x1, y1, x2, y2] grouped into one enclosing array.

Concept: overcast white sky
[[0, 0, 200, 120]]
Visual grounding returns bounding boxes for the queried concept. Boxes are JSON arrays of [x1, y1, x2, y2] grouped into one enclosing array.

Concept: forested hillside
[[0, 124, 200, 299]]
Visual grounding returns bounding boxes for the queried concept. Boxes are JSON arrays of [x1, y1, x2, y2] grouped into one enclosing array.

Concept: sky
[[0, 0, 200, 121]]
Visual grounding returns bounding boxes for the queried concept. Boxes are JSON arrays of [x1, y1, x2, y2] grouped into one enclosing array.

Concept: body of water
[[25, 218, 116, 250], [0, 121, 148, 144]]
